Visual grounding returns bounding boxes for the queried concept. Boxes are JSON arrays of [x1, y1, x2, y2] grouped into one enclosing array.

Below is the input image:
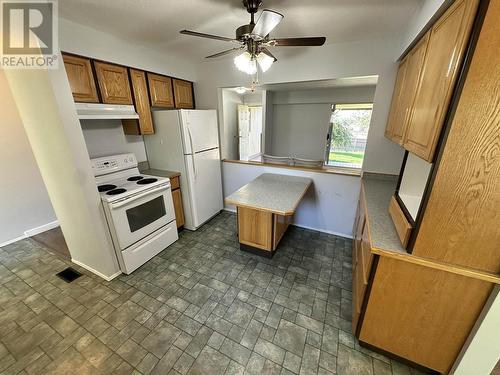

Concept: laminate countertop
[[225, 173, 313, 216], [141, 168, 181, 180], [362, 174, 406, 253]]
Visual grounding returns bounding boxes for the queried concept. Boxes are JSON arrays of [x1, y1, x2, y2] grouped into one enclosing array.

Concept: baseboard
[[0, 220, 60, 248], [292, 223, 353, 239], [222, 207, 352, 239], [24, 220, 59, 237], [0, 234, 27, 248], [71, 258, 122, 281]]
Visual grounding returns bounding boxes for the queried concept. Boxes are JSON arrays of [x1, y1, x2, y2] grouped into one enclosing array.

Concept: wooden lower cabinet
[[237, 206, 291, 252], [170, 176, 185, 228], [358, 257, 492, 373]]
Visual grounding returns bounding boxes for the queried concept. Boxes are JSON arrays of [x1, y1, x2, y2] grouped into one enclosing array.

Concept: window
[[325, 103, 373, 169]]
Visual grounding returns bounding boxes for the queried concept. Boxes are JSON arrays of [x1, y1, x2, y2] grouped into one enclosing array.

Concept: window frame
[[324, 103, 374, 170]]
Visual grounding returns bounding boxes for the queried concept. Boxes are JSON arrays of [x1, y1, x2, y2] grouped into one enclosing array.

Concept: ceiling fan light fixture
[[234, 51, 257, 75], [257, 52, 274, 72]]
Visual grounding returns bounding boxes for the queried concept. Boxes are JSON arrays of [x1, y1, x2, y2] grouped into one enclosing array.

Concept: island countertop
[[225, 173, 313, 216]]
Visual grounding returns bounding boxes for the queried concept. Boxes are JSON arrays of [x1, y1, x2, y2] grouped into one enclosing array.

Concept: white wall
[[220, 90, 244, 160], [271, 103, 331, 160], [399, 0, 449, 57], [5, 55, 121, 280], [243, 92, 263, 105], [0, 71, 57, 246], [451, 286, 500, 375], [195, 37, 405, 175], [271, 86, 376, 105], [81, 120, 147, 161], [60, 18, 197, 81], [268, 86, 376, 160], [223, 162, 360, 238]]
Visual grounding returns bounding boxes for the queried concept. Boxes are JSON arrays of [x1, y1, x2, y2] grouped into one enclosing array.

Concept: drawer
[[388, 196, 412, 247], [170, 176, 180, 190]]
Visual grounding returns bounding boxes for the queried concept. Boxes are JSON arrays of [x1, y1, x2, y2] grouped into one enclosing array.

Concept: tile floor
[[0, 212, 426, 374]]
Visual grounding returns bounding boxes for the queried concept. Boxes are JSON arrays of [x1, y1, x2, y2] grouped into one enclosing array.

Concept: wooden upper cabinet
[[385, 34, 429, 145], [403, 0, 479, 162], [62, 54, 99, 103], [148, 73, 174, 108], [93, 61, 133, 105], [122, 69, 154, 135], [173, 79, 194, 109], [385, 58, 409, 143]]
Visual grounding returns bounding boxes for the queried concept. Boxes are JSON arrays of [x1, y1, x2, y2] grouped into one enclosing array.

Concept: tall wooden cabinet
[[385, 0, 479, 162], [355, 1, 500, 372], [122, 69, 155, 135]]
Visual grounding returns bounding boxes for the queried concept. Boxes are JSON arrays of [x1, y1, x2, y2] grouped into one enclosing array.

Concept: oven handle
[[109, 184, 170, 210]]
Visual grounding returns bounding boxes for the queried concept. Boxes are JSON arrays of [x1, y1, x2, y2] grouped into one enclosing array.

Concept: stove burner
[[127, 176, 144, 181], [106, 188, 127, 195], [98, 184, 117, 192], [137, 178, 158, 185]]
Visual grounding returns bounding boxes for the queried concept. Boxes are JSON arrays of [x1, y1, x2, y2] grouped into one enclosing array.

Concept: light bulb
[[235, 87, 247, 94], [234, 52, 257, 75], [257, 52, 274, 72]]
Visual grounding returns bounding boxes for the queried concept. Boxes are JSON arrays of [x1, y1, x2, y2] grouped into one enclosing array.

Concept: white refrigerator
[[144, 110, 223, 230]]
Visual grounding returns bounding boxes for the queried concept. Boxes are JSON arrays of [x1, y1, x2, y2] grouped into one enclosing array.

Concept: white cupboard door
[[181, 110, 219, 154], [184, 148, 223, 228]]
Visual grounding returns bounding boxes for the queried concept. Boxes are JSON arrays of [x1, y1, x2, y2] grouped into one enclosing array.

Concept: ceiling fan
[[180, 0, 326, 75]]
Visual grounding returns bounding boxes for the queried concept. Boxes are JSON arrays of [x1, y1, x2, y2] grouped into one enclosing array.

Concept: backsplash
[[80, 119, 148, 161]]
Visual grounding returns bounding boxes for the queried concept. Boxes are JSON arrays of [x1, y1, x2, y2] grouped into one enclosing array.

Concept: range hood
[[76, 103, 139, 120]]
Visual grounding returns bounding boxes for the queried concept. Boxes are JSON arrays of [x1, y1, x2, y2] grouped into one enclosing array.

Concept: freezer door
[[180, 110, 219, 154], [183, 148, 223, 229]]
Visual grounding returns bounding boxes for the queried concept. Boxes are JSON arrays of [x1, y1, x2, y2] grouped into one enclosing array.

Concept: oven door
[[108, 184, 175, 250]]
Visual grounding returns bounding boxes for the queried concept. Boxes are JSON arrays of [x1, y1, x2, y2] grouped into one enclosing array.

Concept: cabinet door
[[148, 73, 174, 108], [172, 189, 185, 228], [401, 35, 431, 140], [62, 54, 99, 103], [173, 79, 194, 109], [403, 0, 479, 162], [93, 61, 133, 105], [123, 69, 154, 135], [385, 58, 408, 143]]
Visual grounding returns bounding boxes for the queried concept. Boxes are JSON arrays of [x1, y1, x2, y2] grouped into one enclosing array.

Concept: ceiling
[[59, 0, 422, 61]]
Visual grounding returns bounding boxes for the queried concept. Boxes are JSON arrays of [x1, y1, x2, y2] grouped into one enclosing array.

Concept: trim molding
[[0, 220, 60, 248], [71, 259, 122, 281], [24, 220, 59, 237], [0, 234, 27, 248], [223, 207, 353, 239]]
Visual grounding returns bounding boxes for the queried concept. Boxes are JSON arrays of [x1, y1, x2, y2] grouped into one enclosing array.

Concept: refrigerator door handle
[[187, 126, 197, 179]]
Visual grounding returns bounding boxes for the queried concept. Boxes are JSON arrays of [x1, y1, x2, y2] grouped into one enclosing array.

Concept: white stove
[[92, 153, 178, 274]]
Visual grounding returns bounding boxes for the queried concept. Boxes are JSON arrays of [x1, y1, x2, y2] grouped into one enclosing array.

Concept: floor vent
[[56, 267, 82, 283]]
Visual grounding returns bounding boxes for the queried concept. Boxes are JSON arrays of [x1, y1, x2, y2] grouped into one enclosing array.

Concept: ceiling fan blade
[[251, 10, 284, 39], [205, 48, 243, 59], [260, 48, 278, 62], [180, 30, 235, 42], [272, 37, 326, 46]]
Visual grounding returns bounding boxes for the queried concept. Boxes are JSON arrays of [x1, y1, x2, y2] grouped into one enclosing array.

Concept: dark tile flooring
[[0, 212, 425, 374]]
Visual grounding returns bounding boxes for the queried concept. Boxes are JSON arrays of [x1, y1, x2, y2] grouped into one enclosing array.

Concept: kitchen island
[[225, 173, 312, 256]]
